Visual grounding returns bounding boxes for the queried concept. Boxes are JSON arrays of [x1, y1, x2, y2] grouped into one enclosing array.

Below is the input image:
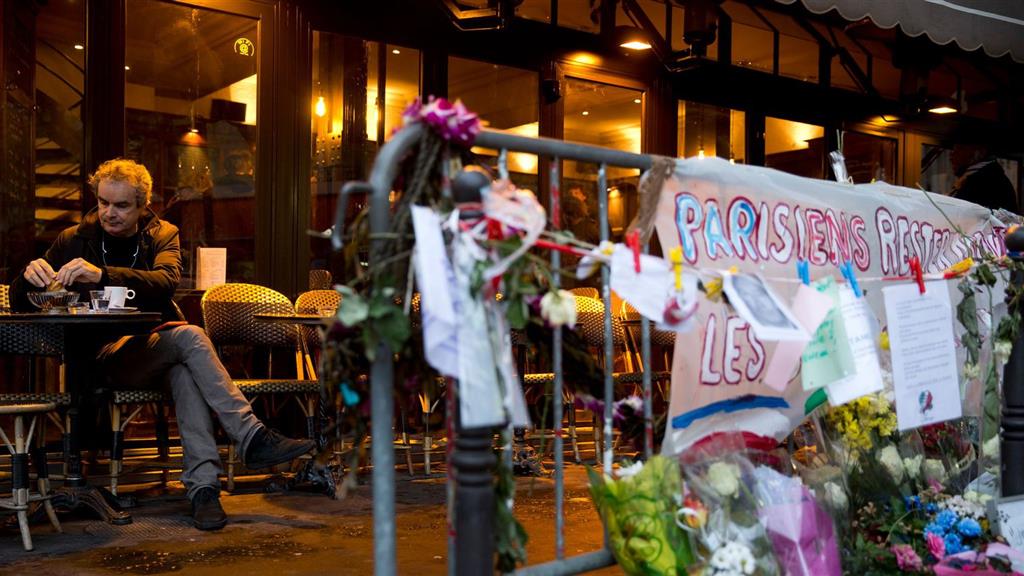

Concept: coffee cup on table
[[104, 286, 135, 309]]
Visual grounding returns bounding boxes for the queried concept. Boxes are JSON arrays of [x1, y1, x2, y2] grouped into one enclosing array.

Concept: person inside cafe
[[9, 158, 314, 531], [950, 142, 1020, 213]]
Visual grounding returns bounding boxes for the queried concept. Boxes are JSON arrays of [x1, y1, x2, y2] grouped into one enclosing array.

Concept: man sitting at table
[[9, 158, 314, 531]]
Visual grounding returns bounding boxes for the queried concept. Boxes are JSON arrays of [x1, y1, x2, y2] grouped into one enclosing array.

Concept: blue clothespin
[[840, 260, 862, 298], [796, 259, 810, 286]]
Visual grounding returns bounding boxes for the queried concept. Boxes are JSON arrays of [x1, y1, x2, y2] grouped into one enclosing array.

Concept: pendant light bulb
[[315, 96, 326, 118], [698, 148, 706, 159]]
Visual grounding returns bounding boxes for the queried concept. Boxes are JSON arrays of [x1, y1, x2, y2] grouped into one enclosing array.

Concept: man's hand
[[23, 259, 57, 288], [56, 258, 102, 286]]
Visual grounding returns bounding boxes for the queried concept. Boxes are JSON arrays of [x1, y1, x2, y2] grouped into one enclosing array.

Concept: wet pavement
[[0, 465, 619, 575]]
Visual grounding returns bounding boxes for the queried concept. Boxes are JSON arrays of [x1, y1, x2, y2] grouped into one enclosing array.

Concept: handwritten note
[[884, 280, 962, 431], [993, 496, 1024, 555], [825, 287, 884, 406], [762, 284, 833, 391], [801, 278, 855, 391], [195, 247, 226, 290]]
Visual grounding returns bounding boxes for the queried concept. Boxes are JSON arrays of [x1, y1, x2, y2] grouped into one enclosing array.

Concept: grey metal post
[[1003, 228, 1024, 496], [550, 158, 565, 560]]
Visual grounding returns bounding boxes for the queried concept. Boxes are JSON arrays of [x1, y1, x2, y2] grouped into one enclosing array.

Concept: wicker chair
[[308, 269, 333, 291], [0, 402, 63, 551], [0, 285, 71, 494], [620, 302, 676, 378], [569, 287, 599, 300], [201, 283, 319, 489], [294, 289, 340, 352]]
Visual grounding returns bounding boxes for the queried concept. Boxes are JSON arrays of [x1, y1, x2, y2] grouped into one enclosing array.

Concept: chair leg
[[109, 404, 122, 496], [568, 404, 581, 464], [423, 415, 431, 476], [155, 403, 170, 486], [227, 445, 236, 492], [13, 415, 33, 551], [33, 418, 61, 533]]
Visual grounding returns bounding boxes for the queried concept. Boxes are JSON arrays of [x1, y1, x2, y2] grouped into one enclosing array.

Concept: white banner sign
[[654, 157, 1008, 453]]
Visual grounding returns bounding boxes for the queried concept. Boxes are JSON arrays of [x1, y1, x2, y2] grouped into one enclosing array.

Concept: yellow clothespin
[[943, 257, 974, 279], [670, 246, 684, 291]]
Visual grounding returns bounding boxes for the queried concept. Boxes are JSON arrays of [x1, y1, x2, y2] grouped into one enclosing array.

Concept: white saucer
[[107, 306, 138, 313]]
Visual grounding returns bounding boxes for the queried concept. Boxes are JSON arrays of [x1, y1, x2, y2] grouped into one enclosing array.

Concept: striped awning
[[774, 0, 1024, 63]]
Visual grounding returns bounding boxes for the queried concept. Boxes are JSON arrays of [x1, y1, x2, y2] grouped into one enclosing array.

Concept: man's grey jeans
[[97, 325, 261, 500]]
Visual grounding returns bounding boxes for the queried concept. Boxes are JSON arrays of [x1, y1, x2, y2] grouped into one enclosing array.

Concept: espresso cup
[[104, 286, 135, 309]]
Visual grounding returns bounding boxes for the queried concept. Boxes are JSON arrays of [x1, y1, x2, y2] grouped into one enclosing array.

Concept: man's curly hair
[[88, 158, 153, 207]]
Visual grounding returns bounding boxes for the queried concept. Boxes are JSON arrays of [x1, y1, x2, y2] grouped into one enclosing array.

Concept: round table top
[[0, 311, 163, 324], [252, 313, 331, 326]]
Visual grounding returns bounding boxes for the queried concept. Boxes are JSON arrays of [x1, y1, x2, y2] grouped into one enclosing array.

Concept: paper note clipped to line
[[762, 283, 833, 391]]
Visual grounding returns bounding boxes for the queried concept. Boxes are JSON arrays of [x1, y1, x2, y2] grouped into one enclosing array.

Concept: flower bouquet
[[587, 456, 695, 575]]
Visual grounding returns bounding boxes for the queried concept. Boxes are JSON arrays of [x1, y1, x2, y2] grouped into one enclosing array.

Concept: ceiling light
[[581, 111, 590, 116], [391, 49, 400, 55], [928, 105, 957, 115], [633, 98, 641, 104], [73, 44, 84, 50], [124, 65, 130, 71], [189, 127, 199, 134], [698, 148, 706, 159], [615, 26, 653, 51], [315, 96, 326, 118]]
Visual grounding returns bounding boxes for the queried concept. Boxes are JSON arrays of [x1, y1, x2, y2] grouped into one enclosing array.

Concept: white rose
[[540, 290, 577, 327], [879, 445, 906, 484], [616, 460, 644, 480], [710, 542, 755, 575], [983, 435, 1001, 460], [824, 481, 849, 512], [903, 455, 923, 480], [995, 340, 1013, 366], [923, 459, 946, 484], [706, 461, 741, 499], [963, 362, 981, 381]]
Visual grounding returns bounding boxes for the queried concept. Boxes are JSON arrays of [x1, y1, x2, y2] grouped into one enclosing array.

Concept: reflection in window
[[765, 117, 824, 179], [449, 57, 539, 190], [309, 33, 420, 276], [678, 102, 745, 162], [32, 0, 85, 258], [125, 0, 258, 285], [840, 132, 896, 184], [563, 78, 642, 244], [558, 0, 600, 33]]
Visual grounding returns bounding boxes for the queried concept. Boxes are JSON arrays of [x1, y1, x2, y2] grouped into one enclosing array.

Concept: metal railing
[[334, 122, 662, 575]]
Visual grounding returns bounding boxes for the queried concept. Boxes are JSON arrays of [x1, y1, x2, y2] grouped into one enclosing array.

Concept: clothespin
[[909, 256, 925, 295], [942, 257, 974, 279], [796, 259, 810, 286], [626, 230, 641, 273], [840, 260, 862, 298], [670, 246, 684, 291]]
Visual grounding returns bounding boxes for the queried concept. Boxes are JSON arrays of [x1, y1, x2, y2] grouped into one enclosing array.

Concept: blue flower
[[924, 522, 945, 537], [943, 532, 965, 555], [957, 518, 982, 538], [935, 509, 959, 530], [926, 503, 938, 514]]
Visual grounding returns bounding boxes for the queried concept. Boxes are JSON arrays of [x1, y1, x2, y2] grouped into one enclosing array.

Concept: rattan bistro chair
[[294, 289, 340, 353], [201, 283, 319, 489], [308, 269, 333, 291], [0, 402, 62, 551]]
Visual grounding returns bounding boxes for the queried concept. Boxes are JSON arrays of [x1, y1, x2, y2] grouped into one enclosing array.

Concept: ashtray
[[27, 291, 80, 313]]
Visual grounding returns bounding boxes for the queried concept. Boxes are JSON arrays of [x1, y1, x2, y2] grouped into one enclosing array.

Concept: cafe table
[[0, 310, 162, 525]]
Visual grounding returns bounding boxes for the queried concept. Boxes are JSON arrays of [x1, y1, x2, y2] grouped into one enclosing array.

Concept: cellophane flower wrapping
[[751, 466, 842, 576], [587, 456, 695, 575], [680, 434, 781, 576]]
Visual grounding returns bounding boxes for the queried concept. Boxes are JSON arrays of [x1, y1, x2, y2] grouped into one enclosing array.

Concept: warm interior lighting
[[615, 26, 653, 51], [698, 148, 706, 159], [620, 40, 652, 50], [729, 158, 736, 164], [73, 44, 84, 50], [633, 98, 642, 104], [567, 52, 599, 66], [189, 127, 199, 134], [928, 105, 957, 115], [581, 110, 590, 116], [391, 49, 400, 55], [125, 65, 130, 71], [314, 96, 326, 117]]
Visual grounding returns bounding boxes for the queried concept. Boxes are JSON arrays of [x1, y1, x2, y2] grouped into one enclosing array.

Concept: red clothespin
[[626, 229, 641, 273], [909, 256, 925, 295]]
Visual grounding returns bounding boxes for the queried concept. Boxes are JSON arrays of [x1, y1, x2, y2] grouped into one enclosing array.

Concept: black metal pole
[[450, 169, 497, 575], [1002, 228, 1024, 497]]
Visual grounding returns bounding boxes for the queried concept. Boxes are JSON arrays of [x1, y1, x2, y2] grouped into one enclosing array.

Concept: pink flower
[[401, 96, 480, 145], [927, 532, 946, 560], [891, 544, 923, 571]]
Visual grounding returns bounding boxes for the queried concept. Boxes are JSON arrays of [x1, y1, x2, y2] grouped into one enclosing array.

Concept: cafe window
[[29, 0, 86, 261], [840, 131, 896, 184], [125, 0, 258, 285], [765, 116, 825, 179], [678, 101, 745, 162], [558, 0, 600, 33], [449, 57, 539, 190], [309, 32, 420, 274], [562, 78, 642, 242]]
